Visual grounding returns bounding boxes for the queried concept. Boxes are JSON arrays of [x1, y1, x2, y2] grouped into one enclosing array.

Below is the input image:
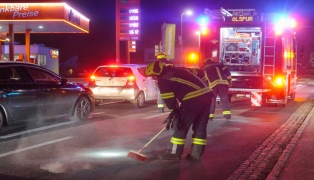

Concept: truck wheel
[[276, 103, 286, 107], [132, 91, 145, 108], [288, 92, 296, 100], [71, 96, 91, 121]]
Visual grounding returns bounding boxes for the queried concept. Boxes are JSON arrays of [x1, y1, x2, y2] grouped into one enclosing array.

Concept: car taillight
[[127, 75, 136, 86], [89, 75, 96, 86]]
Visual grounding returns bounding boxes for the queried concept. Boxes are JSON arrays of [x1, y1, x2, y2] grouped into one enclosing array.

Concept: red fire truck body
[[199, 8, 298, 106]]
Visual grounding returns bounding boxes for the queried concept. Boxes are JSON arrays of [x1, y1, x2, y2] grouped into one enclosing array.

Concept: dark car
[[0, 61, 95, 131]]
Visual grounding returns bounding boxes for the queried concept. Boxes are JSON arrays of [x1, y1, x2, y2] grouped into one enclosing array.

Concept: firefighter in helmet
[[156, 52, 174, 113], [184, 67, 207, 82], [146, 61, 213, 160], [202, 58, 232, 120]]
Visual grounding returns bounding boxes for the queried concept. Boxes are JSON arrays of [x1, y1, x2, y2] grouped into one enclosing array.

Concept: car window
[[137, 67, 147, 77], [27, 67, 58, 84], [94, 67, 133, 77], [0, 67, 26, 83]]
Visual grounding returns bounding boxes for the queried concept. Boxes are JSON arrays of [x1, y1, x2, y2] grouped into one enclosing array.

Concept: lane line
[[91, 112, 107, 115], [0, 121, 75, 140], [0, 136, 73, 158], [99, 100, 125, 105], [142, 113, 169, 119]]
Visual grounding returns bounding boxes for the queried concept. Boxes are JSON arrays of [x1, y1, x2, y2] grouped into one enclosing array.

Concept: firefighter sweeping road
[[0, 76, 312, 179]]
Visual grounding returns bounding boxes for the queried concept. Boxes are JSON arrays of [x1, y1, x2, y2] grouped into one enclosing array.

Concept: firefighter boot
[[158, 104, 165, 113], [158, 144, 184, 160], [223, 110, 231, 120], [187, 144, 205, 161], [223, 114, 231, 119]]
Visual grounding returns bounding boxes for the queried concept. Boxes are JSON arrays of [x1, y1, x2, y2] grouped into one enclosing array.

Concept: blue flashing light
[[274, 16, 296, 35], [197, 16, 209, 26]]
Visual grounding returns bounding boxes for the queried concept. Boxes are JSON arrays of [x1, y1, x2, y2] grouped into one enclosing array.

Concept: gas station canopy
[[0, 3, 89, 63], [0, 3, 90, 34]]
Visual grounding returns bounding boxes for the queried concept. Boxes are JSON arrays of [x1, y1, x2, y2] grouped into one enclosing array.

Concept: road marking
[[0, 136, 73, 158], [0, 121, 75, 140], [142, 113, 169, 119], [99, 100, 125, 105], [91, 112, 107, 115]]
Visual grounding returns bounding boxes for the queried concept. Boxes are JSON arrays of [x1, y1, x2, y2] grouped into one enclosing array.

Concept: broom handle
[[138, 126, 166, 153]]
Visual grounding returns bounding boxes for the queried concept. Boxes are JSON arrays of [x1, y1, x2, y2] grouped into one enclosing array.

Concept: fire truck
[[199, 8, 298, 106]]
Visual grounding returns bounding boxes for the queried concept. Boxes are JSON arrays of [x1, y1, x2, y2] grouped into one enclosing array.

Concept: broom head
[[127, 150, 147, 162]]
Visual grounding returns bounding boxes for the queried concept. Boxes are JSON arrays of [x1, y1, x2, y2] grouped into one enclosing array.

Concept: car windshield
[[94, 67, 133, 77]]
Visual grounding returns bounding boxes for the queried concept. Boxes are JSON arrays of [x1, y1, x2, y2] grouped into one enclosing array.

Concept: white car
[[88, 64, 158, 108]]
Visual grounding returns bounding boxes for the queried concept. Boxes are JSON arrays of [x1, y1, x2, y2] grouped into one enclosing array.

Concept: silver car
[[88, 64, 158, 108]]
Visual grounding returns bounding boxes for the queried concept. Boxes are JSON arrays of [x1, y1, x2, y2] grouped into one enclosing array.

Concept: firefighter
[[146, 61, 213, 160], [184, 67, 208, 83], [156, 52, 174, 113], [202, 58, 232, 120]]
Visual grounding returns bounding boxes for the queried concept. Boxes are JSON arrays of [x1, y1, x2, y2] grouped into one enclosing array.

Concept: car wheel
[[71, 96, 91, 121], [132, 91, 145, 108], [0, 110, 3, 131]]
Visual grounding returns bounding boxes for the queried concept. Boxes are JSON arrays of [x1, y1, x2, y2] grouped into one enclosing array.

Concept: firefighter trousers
[[210, 84, 231, 118], [167, 94, 212, 155], [157, 87, 165, 111]]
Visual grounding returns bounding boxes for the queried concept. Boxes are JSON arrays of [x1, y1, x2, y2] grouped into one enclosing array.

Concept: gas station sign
[[50, 49, 59, 58], [116, 0, 140, 41]]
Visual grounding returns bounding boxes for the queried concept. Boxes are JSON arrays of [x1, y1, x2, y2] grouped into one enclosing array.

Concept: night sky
[[4, 0, 314, 69]]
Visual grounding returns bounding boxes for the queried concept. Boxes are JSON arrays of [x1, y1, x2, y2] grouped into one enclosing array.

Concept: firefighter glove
[[163, 108, 182, 131], [163, 116, 173, 130], [228, 80, 232, 87]]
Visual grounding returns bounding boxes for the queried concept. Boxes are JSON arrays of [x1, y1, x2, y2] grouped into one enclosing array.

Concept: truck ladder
[[263, 15, 276, 76]]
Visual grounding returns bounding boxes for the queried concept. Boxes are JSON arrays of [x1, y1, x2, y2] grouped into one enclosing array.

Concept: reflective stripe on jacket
[[158, 67, 212, 110], [202, 64, 231, 89]]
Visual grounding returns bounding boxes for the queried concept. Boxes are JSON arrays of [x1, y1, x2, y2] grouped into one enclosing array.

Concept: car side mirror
[[61, 78, 69, 85]]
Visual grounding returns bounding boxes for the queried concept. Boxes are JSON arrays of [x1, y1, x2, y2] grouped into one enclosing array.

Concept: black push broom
[[128, 126, 166, 162]]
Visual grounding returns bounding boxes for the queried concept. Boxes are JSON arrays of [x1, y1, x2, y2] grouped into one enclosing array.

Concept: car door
[[0, 66, 41, 122], [26, 67, 77, 118]]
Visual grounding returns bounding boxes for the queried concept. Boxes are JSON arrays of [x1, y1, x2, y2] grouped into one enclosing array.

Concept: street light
[[180, 10, 192, 67]]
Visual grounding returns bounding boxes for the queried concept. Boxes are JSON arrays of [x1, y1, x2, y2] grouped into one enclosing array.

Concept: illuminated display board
[[117, 0, 140, 41], [226, 16, 255, 22], [225, 10, 257, 22]]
